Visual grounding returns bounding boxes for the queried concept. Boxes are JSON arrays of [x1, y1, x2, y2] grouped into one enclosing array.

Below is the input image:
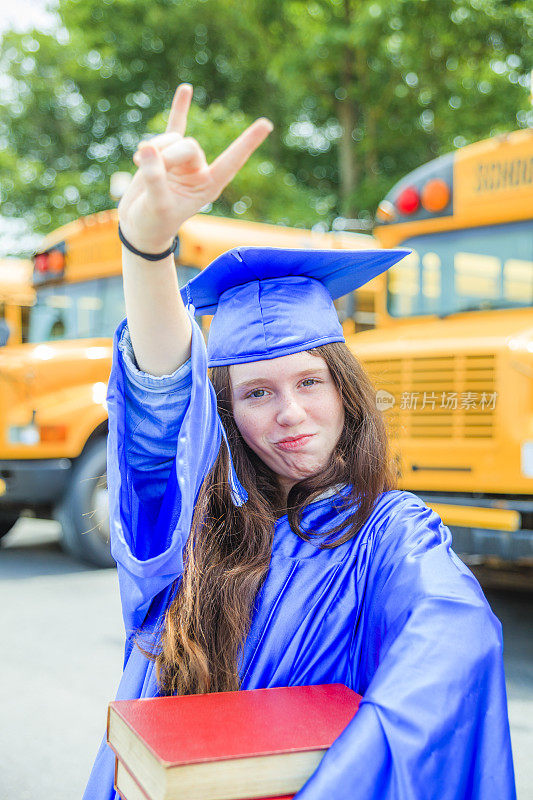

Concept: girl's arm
[[117, 83, 273, 377], [108, 84, 268, 629]]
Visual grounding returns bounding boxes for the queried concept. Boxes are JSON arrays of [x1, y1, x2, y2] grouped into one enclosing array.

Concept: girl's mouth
[[274, 434, 315, 451]]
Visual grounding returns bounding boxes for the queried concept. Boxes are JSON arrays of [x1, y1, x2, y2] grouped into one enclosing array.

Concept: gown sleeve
[[106, 309, 246, 638], [117, 321, 193, 535], [294, 493, 516, 800]]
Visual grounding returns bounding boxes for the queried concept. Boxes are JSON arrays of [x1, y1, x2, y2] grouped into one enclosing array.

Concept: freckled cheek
[[233, 408, 268, 451], [318, 394, 344, 440]]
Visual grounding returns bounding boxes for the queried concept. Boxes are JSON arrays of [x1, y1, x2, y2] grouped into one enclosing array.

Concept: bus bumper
[[450, 525, 533, 562], [0, 458, 72, 509], [418, 493, 533, 562]]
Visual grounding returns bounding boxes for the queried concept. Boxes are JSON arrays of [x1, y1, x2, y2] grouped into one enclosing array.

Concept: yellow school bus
[[0, 210, 378, 566], [0, 259, 34, 345], [351, 128, 533, 562]]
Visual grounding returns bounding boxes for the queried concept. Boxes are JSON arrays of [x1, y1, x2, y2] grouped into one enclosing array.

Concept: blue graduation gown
[[83, 312, 516, 800]]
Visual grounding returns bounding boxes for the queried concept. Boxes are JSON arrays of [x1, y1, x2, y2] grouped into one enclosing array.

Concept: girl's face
[[230, 351, 345, 499]]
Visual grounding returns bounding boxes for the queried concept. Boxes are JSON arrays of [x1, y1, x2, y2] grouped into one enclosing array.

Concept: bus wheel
[[0, 512, 20, 542], [56, 438, 115, 568]]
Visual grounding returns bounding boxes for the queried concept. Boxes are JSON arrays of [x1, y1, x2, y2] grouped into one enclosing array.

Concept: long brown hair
[[143, 342, 396, 696]]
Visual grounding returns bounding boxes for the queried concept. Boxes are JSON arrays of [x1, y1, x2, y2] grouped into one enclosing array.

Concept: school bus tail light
[[421, 178, 450, 212], [395, 186, 419, 215], [34, 250, 64, 274], [33, 245, 66, 284]]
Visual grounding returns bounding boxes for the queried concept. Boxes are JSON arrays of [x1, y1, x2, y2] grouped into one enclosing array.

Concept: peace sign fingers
[[165, 83, 194, 137], [119, 85, 274, 254]]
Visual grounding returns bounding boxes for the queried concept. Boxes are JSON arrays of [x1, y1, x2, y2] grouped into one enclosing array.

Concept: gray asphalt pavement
[[1, 519, 532, 799]]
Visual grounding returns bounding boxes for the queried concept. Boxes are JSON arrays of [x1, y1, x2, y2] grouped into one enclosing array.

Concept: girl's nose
[[276, 395, 306, 427]]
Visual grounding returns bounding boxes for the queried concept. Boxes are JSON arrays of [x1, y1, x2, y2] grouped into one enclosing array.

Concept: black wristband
[[118, 224, 179, 261]]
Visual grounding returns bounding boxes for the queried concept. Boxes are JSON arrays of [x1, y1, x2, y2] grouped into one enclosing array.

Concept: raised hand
[[118, 84, 273, 254]]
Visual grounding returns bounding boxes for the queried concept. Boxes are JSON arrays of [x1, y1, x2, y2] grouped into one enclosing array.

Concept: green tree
[[264, 0, 532, 216], [0, 0, 321, 250], [0, 0, 531, 255]]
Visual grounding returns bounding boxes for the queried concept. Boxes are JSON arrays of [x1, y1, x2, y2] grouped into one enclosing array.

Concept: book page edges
[[109, 707, 167, 800], [166, 750, 324, 800], [116, 758, 151, 800]]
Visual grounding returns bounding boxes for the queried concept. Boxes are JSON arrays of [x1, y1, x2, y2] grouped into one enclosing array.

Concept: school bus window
[[388, 251, 420, 316], [50, 318, 66, 339], [334, 293, 355, 324], [78, 295, 103, 338], [29, 288, 73, 342], [421, 252, 441, 300], [504, 259, 533, 304], [28, 279, 111, 342], [454, 252, 500, 300], [101, 275, 126, 336], [387, 220, 533, 318]]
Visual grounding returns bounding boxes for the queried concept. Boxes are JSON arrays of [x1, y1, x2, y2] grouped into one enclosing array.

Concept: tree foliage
[[0, 0, 531, 255]]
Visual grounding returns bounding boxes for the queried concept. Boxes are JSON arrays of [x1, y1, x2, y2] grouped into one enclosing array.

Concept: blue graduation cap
[[180, 246, 410, 367]]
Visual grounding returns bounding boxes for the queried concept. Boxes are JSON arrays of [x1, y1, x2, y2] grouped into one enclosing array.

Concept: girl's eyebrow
[[233, 366, 329, 391], [233, 378, 269, 391]]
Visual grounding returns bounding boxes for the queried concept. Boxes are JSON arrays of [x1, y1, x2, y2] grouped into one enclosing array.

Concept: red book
[[108, 683, 361, 800], [114, 756, 295, 800]]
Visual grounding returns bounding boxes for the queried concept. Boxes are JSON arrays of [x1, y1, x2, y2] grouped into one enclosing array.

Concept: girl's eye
[[248, 388, 267, 399], [301, 378, 319, 387]]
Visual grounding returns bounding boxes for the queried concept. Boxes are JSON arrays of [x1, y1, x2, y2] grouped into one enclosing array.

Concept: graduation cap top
[[180, 246, 410, 367]]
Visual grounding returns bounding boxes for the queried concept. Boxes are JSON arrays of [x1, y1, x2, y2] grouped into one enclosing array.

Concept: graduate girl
[[84, 84, 515, 799]]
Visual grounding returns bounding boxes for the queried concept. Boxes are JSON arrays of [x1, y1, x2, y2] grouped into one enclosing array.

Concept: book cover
[[108, 683, 361, 766], [108, 683, 361, 800]]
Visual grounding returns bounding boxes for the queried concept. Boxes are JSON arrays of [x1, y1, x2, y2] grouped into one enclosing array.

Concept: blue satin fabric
[[206, 276, 345, 367], [83, 312, 516, 800], [180, 246, 409, 367]]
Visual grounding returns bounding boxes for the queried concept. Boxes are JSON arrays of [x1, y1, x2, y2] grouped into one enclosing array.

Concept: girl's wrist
[[119, 224, 178, 261], [118, 220, 176, 256]]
